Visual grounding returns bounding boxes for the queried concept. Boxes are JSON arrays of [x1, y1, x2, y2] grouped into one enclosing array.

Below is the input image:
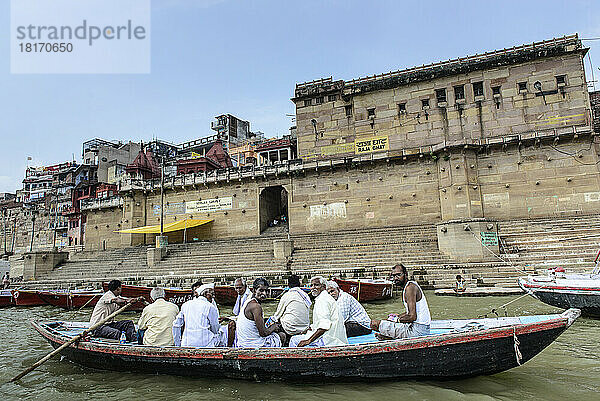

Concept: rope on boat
[[478, 292, 532, 318], [513, 326, 522, 366], [465, 229, 526, 274]]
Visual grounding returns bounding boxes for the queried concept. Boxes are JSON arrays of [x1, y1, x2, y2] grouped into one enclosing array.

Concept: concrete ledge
[[23, 251, 69, 280], [437, 220, 499, 262], [147, 247, 167, 267], [273, 239, 294, 260]]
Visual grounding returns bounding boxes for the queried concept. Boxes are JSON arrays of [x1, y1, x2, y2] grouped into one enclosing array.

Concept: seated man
[[90, 279, 144, 342], [370, 264, 431, 339], [272, 275, 311, 337], [236, 278, 284, 347], [232, 278, 252, 316], [289, 276, 348, 347], [326, 280, 371, 337], [454, 275, 466, 293], [137, 287, 179, 346], [172, 283, 228, 347]]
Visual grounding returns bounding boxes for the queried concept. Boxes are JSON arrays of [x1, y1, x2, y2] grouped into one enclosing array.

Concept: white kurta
[[172, 296, 223, 347], [232, 287, 252, 316], [290, 290, 348, 347]]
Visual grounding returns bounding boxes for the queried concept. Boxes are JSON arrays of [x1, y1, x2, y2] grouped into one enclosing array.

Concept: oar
[[10, 298, 139, 383]]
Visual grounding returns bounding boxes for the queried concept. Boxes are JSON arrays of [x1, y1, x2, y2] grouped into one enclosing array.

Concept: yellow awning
[[115, 219, 213, 234]]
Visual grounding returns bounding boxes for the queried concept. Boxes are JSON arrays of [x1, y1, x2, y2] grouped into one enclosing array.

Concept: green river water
[[0, 292, 598, 400]]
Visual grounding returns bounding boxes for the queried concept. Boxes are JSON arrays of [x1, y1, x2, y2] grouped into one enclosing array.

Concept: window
[[556, 75, 566, 86], [473, 82, 484, 98], [397, 103, 406, 115], [328, 94, 337, 102], [435, 89, 447, 104], [345, 105, 353, 117], [454, 85, 465, 101], [315, 96, 324, 105], [518, 81, 527, 92], [304, 99, 312, 107], [421, 99, 430, 109], [367, 108, 376, 118], [492, 86, 501, 96]]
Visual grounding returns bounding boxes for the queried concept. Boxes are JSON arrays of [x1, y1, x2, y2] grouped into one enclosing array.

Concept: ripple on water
[[0, 293, 598, 400]]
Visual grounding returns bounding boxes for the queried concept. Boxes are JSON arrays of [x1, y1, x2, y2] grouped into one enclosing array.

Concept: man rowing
[[370, 263, 431, 339]]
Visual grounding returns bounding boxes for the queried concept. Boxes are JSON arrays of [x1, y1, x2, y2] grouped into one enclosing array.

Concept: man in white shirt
[[232, 278, 252, 316], [172, 283, 228, 347], [138, 287, 179, 346], [272, 275, 310, 337], [289, 276, 348, 347], [326, 280, 372, 337]]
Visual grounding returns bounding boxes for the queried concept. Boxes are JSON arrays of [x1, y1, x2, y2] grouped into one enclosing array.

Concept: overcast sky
[[2, 0, 600, 193]]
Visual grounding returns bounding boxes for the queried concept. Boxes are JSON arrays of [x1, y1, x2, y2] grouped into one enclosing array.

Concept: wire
[[581, 37, 600, 41]]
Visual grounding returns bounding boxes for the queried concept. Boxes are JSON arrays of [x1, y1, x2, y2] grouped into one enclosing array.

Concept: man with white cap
[[172, 283, 231, 347]]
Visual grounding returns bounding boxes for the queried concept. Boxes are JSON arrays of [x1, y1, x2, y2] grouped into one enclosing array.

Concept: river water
[[0, 292, 598, 400]]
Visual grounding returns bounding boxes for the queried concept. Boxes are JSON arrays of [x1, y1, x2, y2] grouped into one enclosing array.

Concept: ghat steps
[[19, 214, 600, 291]]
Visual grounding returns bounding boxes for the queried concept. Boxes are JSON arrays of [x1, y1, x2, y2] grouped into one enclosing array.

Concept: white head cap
[[196, 283, 215, 296]]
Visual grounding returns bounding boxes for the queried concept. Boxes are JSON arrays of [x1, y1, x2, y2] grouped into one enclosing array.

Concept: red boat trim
[[521, 282, 600, 293], [32, 317, 567, 361]]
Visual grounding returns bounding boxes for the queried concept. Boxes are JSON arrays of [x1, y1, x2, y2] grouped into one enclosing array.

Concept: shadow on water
[[1, 292, 598, 400]]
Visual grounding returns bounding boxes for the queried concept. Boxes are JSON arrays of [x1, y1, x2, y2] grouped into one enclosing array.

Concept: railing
[[80, 196, 123, 211]]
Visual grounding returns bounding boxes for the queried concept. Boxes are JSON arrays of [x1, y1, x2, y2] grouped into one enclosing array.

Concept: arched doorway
[[259, 186, 288, 234]]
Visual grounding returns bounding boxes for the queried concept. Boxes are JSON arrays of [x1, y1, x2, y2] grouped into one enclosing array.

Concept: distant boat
[[32, 309, 580, 381], [12, 289, 47, 306], [103, 283, 238, 309], [518, 266, 600, 317], [333, 277, 393, 302], [0, 289, 14, 307], [37, 290, 102, 310]]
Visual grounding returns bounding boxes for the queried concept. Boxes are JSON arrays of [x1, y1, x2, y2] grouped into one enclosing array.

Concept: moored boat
[[333, 277, 393, 302], [37, 290, 102, 310], [104, 283, 238, 309], [0, 289, 14, 307], [13, 289, 47, 306], [32, 309, 580, 381], [518, 268, 600, 317]]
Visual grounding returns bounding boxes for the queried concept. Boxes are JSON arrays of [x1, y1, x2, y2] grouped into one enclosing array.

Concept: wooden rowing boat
[[333, 278, 393, 302], [37, 290, 102, 310], [0, 289, 14, 307], [519, 270, 600, 317], [31, 309, 580, 381], [13, 289, 47, 306]]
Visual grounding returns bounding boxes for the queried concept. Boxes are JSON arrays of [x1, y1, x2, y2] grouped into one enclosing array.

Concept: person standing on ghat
[[370, 264, 431, 339]]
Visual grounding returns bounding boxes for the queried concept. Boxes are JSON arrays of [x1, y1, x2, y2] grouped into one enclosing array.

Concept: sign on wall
[[355, 136, 389, 154], [309, 202, 347, 219], [480, 231, 498, 246], [186, 197, 233, 214]]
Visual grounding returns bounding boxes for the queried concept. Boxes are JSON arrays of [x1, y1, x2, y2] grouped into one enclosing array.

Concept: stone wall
[[84, 206, 124, 251], [84, 133, 600, 250], [0, 205, 56, 255], [294, 38, 590, 162]]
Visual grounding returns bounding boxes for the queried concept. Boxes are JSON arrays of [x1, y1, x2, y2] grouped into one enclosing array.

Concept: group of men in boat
[[89, 263, 431, 347]]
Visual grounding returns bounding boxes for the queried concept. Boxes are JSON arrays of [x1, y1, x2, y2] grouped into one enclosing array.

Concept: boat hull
[[32, 313, 575, 381], [0, 290, 14, 307], [13, 290, 46, 306], [104, 283, 237, 309], [37, 291, 101, 310], [519, 278, 600, 317], [333, 278, 393, 302]]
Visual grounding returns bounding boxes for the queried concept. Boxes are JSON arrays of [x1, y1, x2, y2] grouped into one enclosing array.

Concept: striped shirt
[[336, 290, 371, 328]]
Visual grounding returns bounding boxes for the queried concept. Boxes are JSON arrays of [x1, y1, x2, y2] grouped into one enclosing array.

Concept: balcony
[[80, 196, 123, 211]]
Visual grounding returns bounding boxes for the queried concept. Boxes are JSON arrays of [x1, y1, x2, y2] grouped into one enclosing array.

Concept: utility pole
[[160, 160, 164, 238], [2, 208, 6, 255], [52, 190, 59, 251], [29, 208, 36, 253]]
